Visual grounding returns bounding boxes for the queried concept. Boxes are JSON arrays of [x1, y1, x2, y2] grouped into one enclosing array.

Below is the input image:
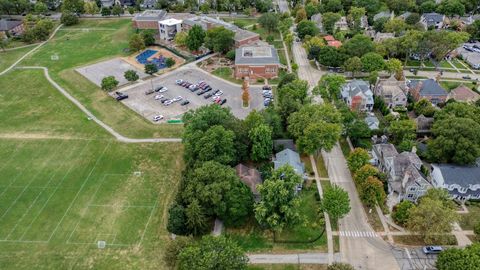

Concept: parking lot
[[118, 67, 266, 122], [76, 58, 149, 87], [392, 247, 438, 270]]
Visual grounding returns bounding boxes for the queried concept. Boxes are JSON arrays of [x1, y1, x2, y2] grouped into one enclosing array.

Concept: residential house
[[420, 13, 445, 29], [141, 0, 158, 8], [359, 15, 369, 29], [273, 139, 296, 152], [456, 42, 480, 69], [132, 10, 167, 30], [430, 163, 480, 201], [415, 115, 434, 135], [182, 16, 260, 48], [311, 13, 324, 32], [334, 16, 349, 31], [365, 113, 380, 130], [323, 35, 342, 48], [374, 77, 407, 108], [373, 32, 395, 43], [0, 19, 24, 39], [234, 46, 280, 79], [273, 148, 307, 192], [116, 0, 136, 6], [101, 0, 115, 7], [407, 79, 448, 105], [447, 84, 480, 103], [235, 164, 263, 202], [397, 12, 412, 20], [158, 18, 182, 41], [373, 11, 394, 22], [372, 144, 431, 202], [341, 80, 374, 111]]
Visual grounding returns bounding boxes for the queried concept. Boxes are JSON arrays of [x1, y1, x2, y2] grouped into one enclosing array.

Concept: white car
[[214, 90, 223, 96], [212, 96, 221, 102], [164, 100, 174, 106], [262, 90, 272, 94], [158, 87, 168, 93], [154, 94, 164, 100], [153, 115, 164, 122], [188, 85, 197, 90], [173, 96, 183, 102], [175, 79, 183, 85]]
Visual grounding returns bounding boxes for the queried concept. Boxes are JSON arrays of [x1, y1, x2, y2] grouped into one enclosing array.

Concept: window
[[407, 194, 414, 198]]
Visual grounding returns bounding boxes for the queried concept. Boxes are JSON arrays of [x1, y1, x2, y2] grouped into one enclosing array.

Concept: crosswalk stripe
[[339, 231, 379, 238]]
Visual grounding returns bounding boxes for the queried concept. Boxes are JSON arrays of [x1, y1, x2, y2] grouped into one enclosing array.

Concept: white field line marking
[[4, 142, 81, 240], [46, 142, 111, 242], [66, 172, 115, 244], [87, 204, 155, 208], [0, 141, 66, 221], [18, 141, 92, 241], [0, 141, 49, 198], [0, 142, 25, 175], [138, 198, 159, 245]]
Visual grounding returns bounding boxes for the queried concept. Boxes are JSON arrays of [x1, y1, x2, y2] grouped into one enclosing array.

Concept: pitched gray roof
[[374, 11, 392, 21], [274, 149, 305, 175], [435, 164, 480, 186], [133, 10, 166, 21], [0, 19, 22, 31], [420, 79, 447, 96], [393, 152, 422, 177], [422, 12, 445, 26], [373, 143, 398, 160], [235, 46, 279, 65]]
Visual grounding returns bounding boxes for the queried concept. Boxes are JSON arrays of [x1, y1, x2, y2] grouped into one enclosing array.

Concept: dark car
[[462, 75, 472, 79], [204, 93, 213, 99], [212, 89, 220, 95], [205, 86, 212, 91], [262, 85, 271, 90], [181, 100, 190, 106], [155, 86, 164, 92], [115, 93, 128, 101], [160, 97, 168, 103], [220, 99, 227, 105], [197, 89, 206, 95]]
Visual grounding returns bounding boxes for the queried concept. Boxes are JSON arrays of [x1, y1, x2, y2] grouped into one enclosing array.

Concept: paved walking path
[[2, 43, 39, 51], [248, 252, 341, 264]]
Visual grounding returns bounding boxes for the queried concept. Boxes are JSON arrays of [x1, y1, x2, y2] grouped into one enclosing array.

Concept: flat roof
[[159, 18, 182, 26], [133, 10, 166, 21], [235, 46, 279, 65]]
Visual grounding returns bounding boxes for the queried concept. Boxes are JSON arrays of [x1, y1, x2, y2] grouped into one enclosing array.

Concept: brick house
[[132, 10, 167, 30], [374, 77, 407, 108], [447, 84, 480, 103], [234, 46, 280, 79], [0, 19, 24, 39], [407, 79, 448, 105]]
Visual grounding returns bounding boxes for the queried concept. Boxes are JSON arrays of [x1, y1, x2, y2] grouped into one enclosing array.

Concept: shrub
[[101, 76, 119, 91], [60, 12, 79, 26], [256, 78, 265, 83], [101, 8, 111, 16], [392, 200, 414, 226], [145, 63, 158, 75], [266, 35, 274, 43], [225, 50, 235, 60], [165, 57, 175, 68], [474, 221, 480, 238], [124, 70, 139, 82]]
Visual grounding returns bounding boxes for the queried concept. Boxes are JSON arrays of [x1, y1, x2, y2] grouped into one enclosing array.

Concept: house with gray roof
[[236, 164, 263, 202], [374, 76, 407, 108], [372, 144, 431, 203], [311, 13, 324, 32], [373, 11, 393, 22], [234, 46, 280, 79], [364, 113, 379, 130], [407, 79, 448, 105], [0, 19, 24, 38], [430, 163, 480, 201], [341, 80, 374, 111], [140, 0, 158, 8], [397, 12, 412, 20], [273, 149, 307, 193], [132, 10, 167, 30], [420, 13, 445, 29]]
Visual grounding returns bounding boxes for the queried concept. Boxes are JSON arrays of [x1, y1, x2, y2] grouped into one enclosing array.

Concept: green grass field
[[17, 19, 183, 138], [0, 46, 33, 73]]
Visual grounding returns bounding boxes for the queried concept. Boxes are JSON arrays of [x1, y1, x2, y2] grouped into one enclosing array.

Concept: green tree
[[165, 57, 175, 68], [255, 165, 303, 231], [384, 18, 408, 36], [34, 2, 48, 14], [144, 63, 158, 74], [295, 7, 307, 22], [167, 203, 188, 235], [314, 74, 346, 100], [388, 119, 416, 144], [174, 31, 188, 46], [360, 176, 386, 207], [360, 52, 385, 72], [205, 27, 235, 53], [296, 20, 319, 39], [277, 79, 309, 122], [185, 199, 208, 236], [84, 1, 98, 15], [354, 164, 380, 186], [392, 200, 414, 226], [437, 0, 465, 16], [101, 7, 111, 16], [342, 34, 375, 57], [386, 0, 414, 13], [347, 6, 366, 31], [112, 5, 123, 16], [322, 12, 342, 34], [100, 76, 118, 91], [249, 124, 273, 162], [322, 185, 351, 221], [386, 58, 403, 79], [414, 98, 436, 117], [124, 70, 139, 82], [141, 30, 156, 46], [129, 33, 145, 52], [467, 20, 480, 41], [61, 11, 79, 26], [186, 25, 205, 51], [164, 238, 191, 269], [407, 197, 459, 244], [305, 3, 319, 18], [178, 236, 248, 270], [287, 104, 342, 154], [259, 13, 279, 33], [421, 0, 436, 12], [425, 31, 469, 61], [405, 13, 420, 25], [474, 222, 480, 239], [347, 148, 370, 172], [344, 56, 362, 77], [436, 243, 480, 270], [62, 0, 84, 13], [434, 102, 480, 123], [318, 46, 347, 67]]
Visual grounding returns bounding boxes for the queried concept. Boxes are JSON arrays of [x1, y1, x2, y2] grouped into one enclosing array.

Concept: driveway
[[118, 67, 265, 122]]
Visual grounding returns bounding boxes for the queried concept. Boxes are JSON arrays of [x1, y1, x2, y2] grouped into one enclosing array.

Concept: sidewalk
[[248, 252, 341, 264]]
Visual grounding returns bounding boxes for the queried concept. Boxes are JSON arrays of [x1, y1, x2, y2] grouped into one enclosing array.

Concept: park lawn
[[227, 187, 327, 252], [0, 138, 183, 269], [250, 26, 281, 41], [301, 154, 314, 177], [439, 60, 454, 69], [222, 18, 258, 28], [452, 59, 468, 69], [0, 69, 109, 138], [0, 46, 33, 73], [17, 18, 183, 138], [211, 67, 244, 85], [405, 59, 421, 67], [459, 202, 480, 230], [439, 81, 475, 91], [423, 60, 435, 67], [272, 40, 284, 49], [393, 235, 457, 246]]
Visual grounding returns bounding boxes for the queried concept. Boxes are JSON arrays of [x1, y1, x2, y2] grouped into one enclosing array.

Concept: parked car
[[212, 96, 221, 102], [205, 86, 212, 91], [215, 98, 222, 104], [462, 75, 472, 79], [204, 93, 213, 99], [188, 85, 197, 91], [264, 98, 271, 106], [181, 100, 190, 106], [115, 92, 128, 101], [262, 85, 271, 90], [173, 96, 183, 102], [155, 86, 164, 92], [184, 82, 192, 88], [175, 79, 183, 85], [154, 94, 164, 100], [153, 115, 164, 122], [160, 97, 168, 103], [164, 100, 174, 106], [422, 246, 443, 254], [145, 89, 154, 95], [215, 90, 223, 96], [158, 87, 168, 93], [197, 89, 207, 95], [220, 99, 227, 105]]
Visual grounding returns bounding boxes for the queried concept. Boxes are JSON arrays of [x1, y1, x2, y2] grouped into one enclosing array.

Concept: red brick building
[[234, 46, 280, 79], [132, 10, 166, 30], [407, 79, 448, 105]]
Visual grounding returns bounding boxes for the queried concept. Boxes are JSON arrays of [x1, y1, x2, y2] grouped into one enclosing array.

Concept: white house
[[430, 163, 480, 201], [158, 18, 182, 41], [341, 80, 374, 111]]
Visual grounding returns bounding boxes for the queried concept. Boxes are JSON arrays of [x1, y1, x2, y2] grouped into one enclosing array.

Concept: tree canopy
[[205, 27, 235, 53], [322, 185, 351, 221], [186, 25, 205, 51]]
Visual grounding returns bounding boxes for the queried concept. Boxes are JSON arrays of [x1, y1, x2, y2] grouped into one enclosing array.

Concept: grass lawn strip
[[459, 202, 480, 230], [0, 46, 34, 73]]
